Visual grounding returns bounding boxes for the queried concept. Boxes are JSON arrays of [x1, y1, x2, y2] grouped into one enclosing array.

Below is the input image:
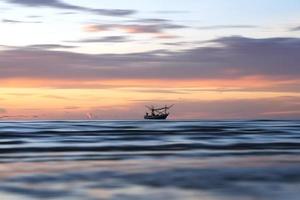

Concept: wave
[[0, 120, 299, 162]]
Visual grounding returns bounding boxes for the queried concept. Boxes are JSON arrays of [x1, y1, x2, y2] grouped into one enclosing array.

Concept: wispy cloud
[[198, 25, 257, 30], [155, 10, 189, 14], [290, 26, 300, 31], [2, 19, 42, 24], [5, 93, 35, 97], [5, 0, 136, 16], [0, 115, 39, 119], [26, 44, 77, 50], [68, 36, 130, 43], [64, 106, 80, 110], [128, 18, 172, 24], [42, 95, 70, 100], [27, 15, 42, 18], [0, 44, 77, 50], [162, 41, 197, 46], [130, 88, 187, 94], [58, 11, 77, 15], [83, 21, 186, 39], [84, 23, 186, 34], [0, 108, 6, 114]]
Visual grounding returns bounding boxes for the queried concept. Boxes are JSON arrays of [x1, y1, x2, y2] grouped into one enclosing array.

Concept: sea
[[0, 120, 299, 200]]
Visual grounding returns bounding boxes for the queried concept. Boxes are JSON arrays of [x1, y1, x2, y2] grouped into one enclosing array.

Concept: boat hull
[[144, 113, 169, 120]]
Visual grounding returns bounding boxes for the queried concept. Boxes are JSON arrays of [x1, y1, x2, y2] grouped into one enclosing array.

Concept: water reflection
[[0, 120, 299, 199], [0, 156, 299, 200]]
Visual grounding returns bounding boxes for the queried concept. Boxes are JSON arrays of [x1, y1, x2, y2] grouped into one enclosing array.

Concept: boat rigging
[[144, 104, 174, 120]]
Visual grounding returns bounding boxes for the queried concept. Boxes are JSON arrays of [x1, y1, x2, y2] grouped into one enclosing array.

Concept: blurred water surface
[[0, 120, 300, 200]]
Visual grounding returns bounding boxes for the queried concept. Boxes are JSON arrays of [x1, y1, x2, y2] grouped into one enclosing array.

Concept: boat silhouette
[[144, 105, 174, 120]]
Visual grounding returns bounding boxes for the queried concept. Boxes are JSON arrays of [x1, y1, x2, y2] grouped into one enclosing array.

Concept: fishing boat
[[144, 105, 174, 120]]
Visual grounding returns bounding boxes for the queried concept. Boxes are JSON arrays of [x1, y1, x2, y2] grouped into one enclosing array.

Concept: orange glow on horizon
[[0, 75, 295, 88], [0, 76, 299, 120]]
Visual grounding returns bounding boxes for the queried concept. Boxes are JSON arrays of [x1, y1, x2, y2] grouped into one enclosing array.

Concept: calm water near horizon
[[0, 120, 300, 200]]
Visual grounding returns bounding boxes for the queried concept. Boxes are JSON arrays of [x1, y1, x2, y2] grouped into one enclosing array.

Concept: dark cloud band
[[0, 36, 299, 80], [5, 0, 136, 16]]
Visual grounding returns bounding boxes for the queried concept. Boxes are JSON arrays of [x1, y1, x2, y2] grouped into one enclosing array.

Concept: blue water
[[0, 120, 300, 200]]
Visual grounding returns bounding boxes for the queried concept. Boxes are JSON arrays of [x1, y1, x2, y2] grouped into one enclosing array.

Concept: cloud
[[162, 41, 194, 46], [27, 15, 42, 18], [83, 22, 186, 35], [5, 93, 35, 97], [58, 11, 77, 15], [0, 44, 77, 50], [26, 44, 77, 49], [198, 25, 257, 30], [155, 10, 190, 14], [0, 108, 6, 113], [82, 18, 186, 38], [129, 18, 172, 24], [68, 36, 130, 43], [290, 26, 300, 31], [42, 95, 70, 100], [0, 115, 39, 119], [64, 106, 80, 110], [130, 89, 187, 94], [0, 36, 299, 82], [2, 19, 41, 23], [5, 0, 136, 17]]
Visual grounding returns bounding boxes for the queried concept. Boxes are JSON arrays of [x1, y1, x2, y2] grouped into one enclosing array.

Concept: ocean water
[[0, 120, 300, 200]]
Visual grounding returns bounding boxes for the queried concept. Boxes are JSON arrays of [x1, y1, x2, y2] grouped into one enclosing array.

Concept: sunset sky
[[0, 0, 300, 120]]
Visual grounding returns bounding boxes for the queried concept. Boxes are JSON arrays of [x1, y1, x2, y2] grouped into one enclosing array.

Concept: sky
[[0, 0, 300, 120]]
